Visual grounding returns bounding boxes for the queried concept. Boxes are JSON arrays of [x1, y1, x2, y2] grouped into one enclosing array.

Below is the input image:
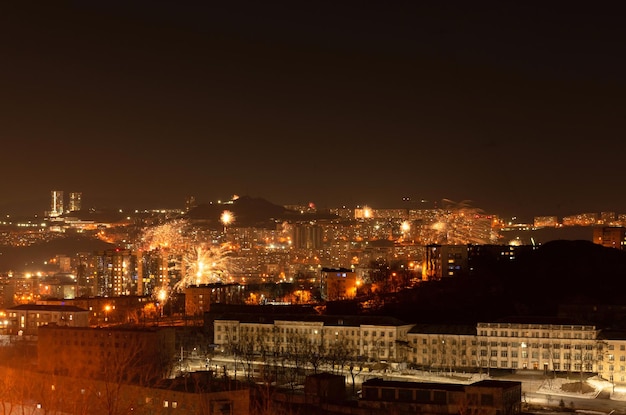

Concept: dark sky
[[1, 1, 624, 221]]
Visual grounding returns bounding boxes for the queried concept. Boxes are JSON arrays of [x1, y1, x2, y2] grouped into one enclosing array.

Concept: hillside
[[377, 240, 626, 325], [0, 233, 115, 273], [183, 195, 338, 228]]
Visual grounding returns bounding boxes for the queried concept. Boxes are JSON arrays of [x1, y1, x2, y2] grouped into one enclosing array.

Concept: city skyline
[[6, 188, 626, 225], [1, 2, 624, 221]]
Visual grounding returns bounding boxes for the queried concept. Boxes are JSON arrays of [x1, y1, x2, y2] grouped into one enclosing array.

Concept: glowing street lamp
[[104, 304, 111, 322]]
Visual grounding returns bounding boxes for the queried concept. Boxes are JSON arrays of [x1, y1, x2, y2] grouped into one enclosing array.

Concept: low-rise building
[[37, 325, 176, 382], [359, 378, 522, 415], [5, 303, 89, 336], [320, 267, 357, 301], [213, 314, 414, 363]]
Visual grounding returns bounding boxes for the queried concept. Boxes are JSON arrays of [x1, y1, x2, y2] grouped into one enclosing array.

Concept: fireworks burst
[[173, 243, 235, 291], [220, 210, 234, 228], [429, 199, 495, 245], [138, 219, 188, 252]]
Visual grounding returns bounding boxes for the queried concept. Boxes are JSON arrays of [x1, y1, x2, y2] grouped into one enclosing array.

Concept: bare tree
[[39, 328, 175, 415]]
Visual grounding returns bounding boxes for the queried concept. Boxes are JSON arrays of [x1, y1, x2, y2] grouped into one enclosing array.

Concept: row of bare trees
[[222, 328, 368, 395]]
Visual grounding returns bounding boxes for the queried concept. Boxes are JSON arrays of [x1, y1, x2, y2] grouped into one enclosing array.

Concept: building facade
[[38, 325, 176, 382], [184, 283, 246, 316], [5, 304, 89, 336], [593, 226, 626, 250], [359, 378, 521, 415], [212, 315, 626, 386], [320, 267, 357, 301], [214, 314, 414, 363]]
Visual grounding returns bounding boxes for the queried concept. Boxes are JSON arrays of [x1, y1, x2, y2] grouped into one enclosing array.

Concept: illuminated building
[[136, 249, 170, 297], [354, 206, 373, 220], [406, 323, 477, 369], [292, 222, 323, 250], [0, 365, 250, 415], [5, 304, 89, 335], [600, 212, 617, 225], [562, 213, 598, 226], [593, 226, 626, 250], [68, 191, 82, 212], [424, 245, 468, 280], [369, 208, 409, 220], [39, 295, 152, 325], [320, 267, 357, 301], [213, 314, 414, 362], [359, 378, 522, 415], [407, 320, 606, 375], [49, 190, 64, 217], [184, 283, 246, 316], [38, 325, 176, 382], [38, 273, 77, 299], [533, 216, 559, 228], [597, 330, 626, 386], [472, 321, 600, 372], [212, 314, 626, 386], [94, 248, 138, 297]]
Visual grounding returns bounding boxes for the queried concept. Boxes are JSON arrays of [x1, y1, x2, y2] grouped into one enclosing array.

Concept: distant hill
[[183, 195, 338, 228], [376, 240, 626, 325], [0, 234, 115, 273], [499, 239, 626, 310]]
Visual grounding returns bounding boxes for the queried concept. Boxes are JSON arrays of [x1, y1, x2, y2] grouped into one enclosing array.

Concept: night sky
[[1, 1, 624, 221]]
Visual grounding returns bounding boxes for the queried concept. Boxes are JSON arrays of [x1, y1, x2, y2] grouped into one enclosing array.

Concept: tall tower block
[[50, 190, 64, 217]]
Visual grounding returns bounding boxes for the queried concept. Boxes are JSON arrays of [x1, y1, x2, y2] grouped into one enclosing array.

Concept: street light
[[104, 305, 111, 322]]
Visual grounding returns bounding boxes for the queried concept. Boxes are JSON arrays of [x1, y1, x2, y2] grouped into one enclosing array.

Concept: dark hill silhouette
[[375, 240, 626, 325], [183, 195, 338, 228], [0, 234, 115, 273], [497, 239, 626, 314]]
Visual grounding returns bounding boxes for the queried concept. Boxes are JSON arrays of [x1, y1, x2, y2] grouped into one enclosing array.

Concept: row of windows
[[47, 331, 143, 339], [215, 324, 626, 355], [216, 334, 394, 348], [216, 324, 396, 338], [413, 348, 595, 360], [478, 330, 593, 339]]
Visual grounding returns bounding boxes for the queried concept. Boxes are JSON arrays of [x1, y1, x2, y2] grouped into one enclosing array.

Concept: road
[[184, 355, 626, 414], [521, 391, 626, 413]]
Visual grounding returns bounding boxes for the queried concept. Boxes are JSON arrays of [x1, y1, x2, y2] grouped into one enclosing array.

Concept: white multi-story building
[[213, 315, 626, 386], [213, 314, 414, 363], [474, 322, 600, 373]]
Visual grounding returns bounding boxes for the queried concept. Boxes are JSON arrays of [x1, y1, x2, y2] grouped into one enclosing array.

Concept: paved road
[[523, 390, 626, 414], [188, 356, 626, 414]]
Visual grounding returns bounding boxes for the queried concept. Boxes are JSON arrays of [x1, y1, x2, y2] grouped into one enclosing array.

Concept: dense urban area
[[2, 191, 626, 415]]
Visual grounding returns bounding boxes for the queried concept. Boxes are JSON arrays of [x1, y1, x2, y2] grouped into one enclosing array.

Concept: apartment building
[[359, 378, 522, 415], [213, 315, 626, 386], [406, 324, 478, 371], [320, 267, 357, 301], [38, 325, 176, 382], [474, 321, 600, 373], [213, 314, 414, 363], [5, 304, 89, 336]]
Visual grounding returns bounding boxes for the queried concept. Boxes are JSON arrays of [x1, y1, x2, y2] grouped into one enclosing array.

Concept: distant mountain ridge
[[183, 195, 338, 228], [0, 234, 115, 273]]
